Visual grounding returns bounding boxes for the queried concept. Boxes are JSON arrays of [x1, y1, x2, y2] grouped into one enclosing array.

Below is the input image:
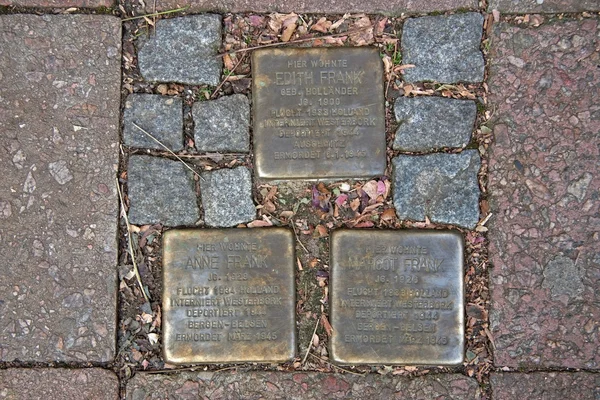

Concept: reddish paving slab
[[488, 19, 600, 368], [0, 368, 119, 400], [489, 0, 600, 13], [126, 372, 481, 399], [0, 15, 121, 362], [0, 0, 114, 8], [146, 0, 477, 14], [490, 372, 600, 400]]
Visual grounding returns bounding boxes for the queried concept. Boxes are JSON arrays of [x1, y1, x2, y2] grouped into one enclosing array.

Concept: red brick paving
[[126, 371, 481, 399], [145, 0, 478, 14], [0, 368, 119, 400], [488, 0, 600, 13], [487, 19, 600, 368], [0, 0, 113, 7], [0, 14, 121, 362], [490, 372, 600, 400]]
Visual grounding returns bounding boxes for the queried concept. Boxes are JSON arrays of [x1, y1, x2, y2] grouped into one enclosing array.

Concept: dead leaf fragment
[[311, 17, 332, 33]]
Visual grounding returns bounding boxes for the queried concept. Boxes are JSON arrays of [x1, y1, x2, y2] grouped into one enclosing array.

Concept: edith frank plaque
[[252, 47, 385, 179], [330, 230, 464, 365], [162, 228, 296, 363]]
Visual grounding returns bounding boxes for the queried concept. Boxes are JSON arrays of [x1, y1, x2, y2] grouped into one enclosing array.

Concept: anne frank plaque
[[162, 228, 296, 363], [330, 230, 464, 365], [252, 48, 385, 179]]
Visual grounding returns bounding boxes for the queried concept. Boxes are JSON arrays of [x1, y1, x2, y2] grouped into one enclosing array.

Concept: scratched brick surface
[[126, 371, 481, 399], [0, 368, 119, 400], [488, 20, 600, 368], [0, 15, 121, 362]]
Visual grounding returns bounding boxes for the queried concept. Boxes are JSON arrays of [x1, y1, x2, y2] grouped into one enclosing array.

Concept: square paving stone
[[252, 47, 386, 179], [330, 230, 465, 365], [123, 94, 183, 151], [126, 371, 481, 399], [137, 15, 222, 86], [488, 20, 600, 369], [402, 13, 485, 83], [162, 228, 296, 363], [393, 96, 476, 151], [200, 167, 255, 227], [0, 368, 119, 400], [0, 14, 120, 362], [490, 372, 600, 400], [193, 94, 250, 152], [392, 151, 481, 229], [127, 155, 199, 226]]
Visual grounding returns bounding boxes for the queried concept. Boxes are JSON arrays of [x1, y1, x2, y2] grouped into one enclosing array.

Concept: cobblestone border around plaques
[[112, 8, 498, 398]]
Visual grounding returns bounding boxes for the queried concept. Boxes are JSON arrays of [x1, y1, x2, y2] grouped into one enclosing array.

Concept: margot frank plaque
[[330, 230, 465, 365]]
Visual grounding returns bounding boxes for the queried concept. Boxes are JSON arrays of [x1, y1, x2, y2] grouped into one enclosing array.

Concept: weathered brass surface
[[162, 228, 296, 363], [252, 47, 386, 179], [330, 230, 465, 365]]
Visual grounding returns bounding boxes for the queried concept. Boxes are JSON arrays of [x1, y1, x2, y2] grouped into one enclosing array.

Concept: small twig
[[115, 178, 150, 303], [132, 123, 202, 180], [302, 317, 320, 364], [174, 153, 249, 158], [211, 54, 246, 99], [147, 366, 237, 374], [308, 353, 367, 376], [217, 27, 372, 57], [291, 222, 309, 254], [121, 7, 188, 22]]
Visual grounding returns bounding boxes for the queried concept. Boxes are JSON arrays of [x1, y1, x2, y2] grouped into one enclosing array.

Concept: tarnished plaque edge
[[329, 229, 465, 366], [162, 227, 297, 364], [252, 47, 386, 180]]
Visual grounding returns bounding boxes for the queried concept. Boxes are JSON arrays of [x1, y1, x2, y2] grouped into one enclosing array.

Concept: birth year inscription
[[330, 230, 464, 365], [162, 228, 296, 363], [252, 47, 385, 179]]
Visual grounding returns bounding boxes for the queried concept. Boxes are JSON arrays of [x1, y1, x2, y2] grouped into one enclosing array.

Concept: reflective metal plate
[[330, 230, 464, 365], [252, 47, 386, 179], [162, 228, 296, 363]]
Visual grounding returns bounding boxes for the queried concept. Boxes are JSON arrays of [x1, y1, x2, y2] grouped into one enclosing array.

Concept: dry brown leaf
[[311, 17, 332, 33], [156, 84, 168, 95], [297, 257, 303, 271], [263, 200, 276, 213], [312, 333, 319, 347], [349, 16, 373, 45], [279, 210, 294, 219], [281, 14, 298, 42], [330, 15, 347, 31], [375, 17, 387, 36], [247, 219, 273, 228], [268, 13, 284, 32], [315, 224, 328, 237], [349, 197, 360, 211], [223, 53, 235, 71], [321, 314, 333, 336], [381, 208, 396, 222], [362, 180, 379, 200]]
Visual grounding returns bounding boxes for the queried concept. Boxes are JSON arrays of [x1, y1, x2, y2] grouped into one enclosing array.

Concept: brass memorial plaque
[[252, 47, 386, 179], [330, 230, 464, 365], [162, 228, 296, 363]]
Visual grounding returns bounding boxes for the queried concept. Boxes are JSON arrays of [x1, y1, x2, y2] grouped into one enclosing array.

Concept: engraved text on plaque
[[162, 228, 296, 363], [252, 47, 385, 179], [330, 230, 464, 365]]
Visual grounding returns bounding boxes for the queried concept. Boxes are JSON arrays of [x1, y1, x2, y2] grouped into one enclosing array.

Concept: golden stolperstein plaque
[[162, 228, 296, 363], [330, 230, 465, 365], [252, 47, 386, 179]]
